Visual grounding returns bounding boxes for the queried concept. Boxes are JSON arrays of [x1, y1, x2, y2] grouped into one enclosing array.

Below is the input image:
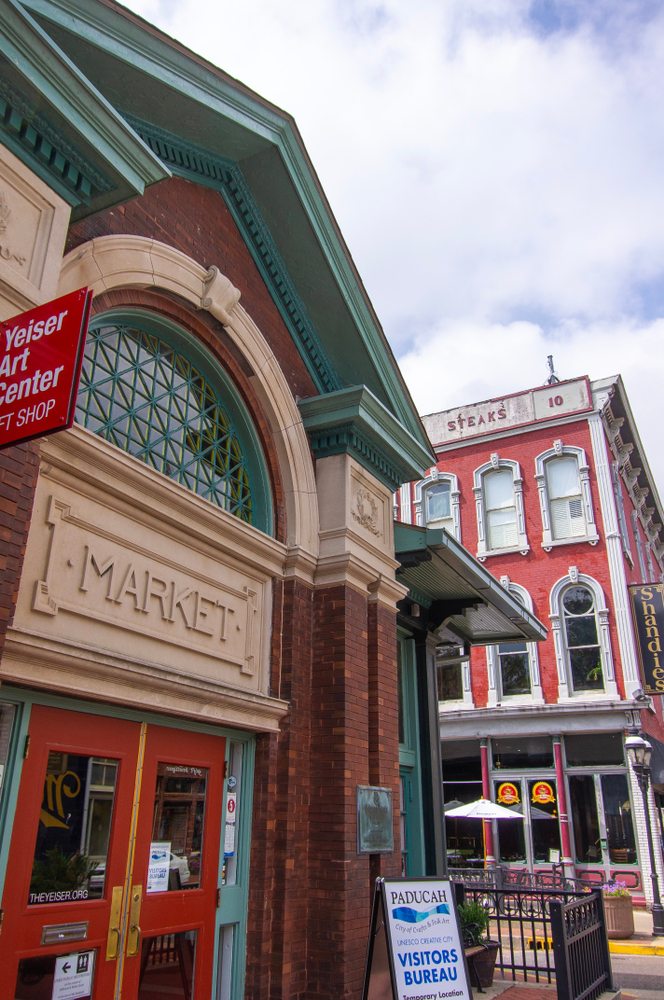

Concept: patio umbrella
[[443, 799, 465, 812], [445, 798, 525, 820]]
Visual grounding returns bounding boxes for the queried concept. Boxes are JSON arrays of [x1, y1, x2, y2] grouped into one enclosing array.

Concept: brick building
[[0, 1, 546, 997], [398, 375, 664, 905]]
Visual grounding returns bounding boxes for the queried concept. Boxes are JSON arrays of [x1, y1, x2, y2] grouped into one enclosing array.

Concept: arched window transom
[[76, 321, 253, 523]]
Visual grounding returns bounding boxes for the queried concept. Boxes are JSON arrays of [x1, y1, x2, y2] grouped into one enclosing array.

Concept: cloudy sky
[[127, 0, 664, 484]]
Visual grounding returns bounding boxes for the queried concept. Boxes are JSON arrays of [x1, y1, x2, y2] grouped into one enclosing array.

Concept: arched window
[[535, 442, 599, 550], [561, 585, 604, 692], [549, 572, 617, 698], [473, 455, 528, 559], [486, 581, 543, 704], [412, 471, 461, 540], [75, 313, 272, 533]]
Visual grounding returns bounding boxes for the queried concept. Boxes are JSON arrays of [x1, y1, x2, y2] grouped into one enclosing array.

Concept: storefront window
[[492, 736, 553, 770], [442, 741, 483, 867], [601, 774, 637, 865], [498, 642, 531, 696], [562, 586, 604, 692], [568, 775, 601, 863], [29, 753, 118, 905], [528, 779, 561, 863]]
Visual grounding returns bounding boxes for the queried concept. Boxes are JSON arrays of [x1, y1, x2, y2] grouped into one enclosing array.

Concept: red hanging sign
[[0, 287, 91, 449]]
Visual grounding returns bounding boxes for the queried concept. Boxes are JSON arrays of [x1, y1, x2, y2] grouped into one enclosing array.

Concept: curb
[[609, 940, 664, 955]]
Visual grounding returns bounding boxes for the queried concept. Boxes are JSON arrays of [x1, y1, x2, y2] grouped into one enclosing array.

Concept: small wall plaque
[[357, 785, 393, 854]]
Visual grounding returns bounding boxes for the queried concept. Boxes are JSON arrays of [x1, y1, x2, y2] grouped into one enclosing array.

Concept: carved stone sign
[[20, 490, 265, 683]]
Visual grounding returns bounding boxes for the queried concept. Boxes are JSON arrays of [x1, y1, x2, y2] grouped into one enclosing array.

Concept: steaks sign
[[0, 287, 91, 449]]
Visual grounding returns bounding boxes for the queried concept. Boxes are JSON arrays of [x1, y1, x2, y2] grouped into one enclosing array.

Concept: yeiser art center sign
[[363, 878, 471, 1000], [0, 287, 91, 449]]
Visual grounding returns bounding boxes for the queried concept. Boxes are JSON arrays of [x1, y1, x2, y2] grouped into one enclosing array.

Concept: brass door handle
[[106, 886, 124, 961], [126, 884, 143, 958]]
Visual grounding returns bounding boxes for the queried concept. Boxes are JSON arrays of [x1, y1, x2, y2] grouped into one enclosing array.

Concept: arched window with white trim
[[413, 470, 461, 541], [535, 442, 599, 551], [549, 570, 617, 699], [473, 454, 528, 560], [486, 580, 543, 705]]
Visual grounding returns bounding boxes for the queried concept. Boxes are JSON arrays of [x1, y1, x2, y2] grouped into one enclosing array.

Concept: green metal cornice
[[0, 72, 112, 206], [122, 113, 341, 396], [22, 0, 430, 449], [0, 0, 168, 214], [298, 385, 432, 491]]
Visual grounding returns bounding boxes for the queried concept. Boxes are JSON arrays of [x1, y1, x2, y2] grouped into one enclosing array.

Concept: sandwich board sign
[[0, 287, 91, 449], [363, 878, 472, 1000]]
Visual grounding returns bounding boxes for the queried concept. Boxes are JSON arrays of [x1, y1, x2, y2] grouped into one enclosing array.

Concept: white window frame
[[534, 441, 599, 551], [413, 469, 461, 541], [473, 454, 529, 560], [486, 578, 543, 706], [436, 648, 473, 709], [549, 568, 618, 700]]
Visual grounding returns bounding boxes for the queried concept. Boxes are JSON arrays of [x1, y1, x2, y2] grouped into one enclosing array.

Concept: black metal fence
[[449, 865, 591, 894], [550, 893, 614, 1000]]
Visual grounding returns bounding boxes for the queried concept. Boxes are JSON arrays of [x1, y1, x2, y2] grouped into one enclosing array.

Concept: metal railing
[[550, 893, 614, 1000], [449, 865, 591, 893], [454, 882, 593, 985]]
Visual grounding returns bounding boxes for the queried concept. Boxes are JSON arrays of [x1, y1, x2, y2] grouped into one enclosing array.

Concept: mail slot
[[40, 921, 89, 946]]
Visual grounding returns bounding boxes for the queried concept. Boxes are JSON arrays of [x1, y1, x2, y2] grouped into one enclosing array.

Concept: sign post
[[628, 584, 664, 695], [363, 878, 472, 1000], [0, 287, 91, 449]]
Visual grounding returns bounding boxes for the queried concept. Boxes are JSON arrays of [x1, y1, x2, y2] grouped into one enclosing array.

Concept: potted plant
[[457, 900, 499, 988], [602, 880, 634, 939]]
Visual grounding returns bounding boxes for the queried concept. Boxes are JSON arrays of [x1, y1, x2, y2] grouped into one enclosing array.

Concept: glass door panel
[[493, 780, 526, 863], [528, 779, 561, 864], [568, 775, 601, 863]]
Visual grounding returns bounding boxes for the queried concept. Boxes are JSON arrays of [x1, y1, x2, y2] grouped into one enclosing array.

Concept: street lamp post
[[625, 735, 664, 937]]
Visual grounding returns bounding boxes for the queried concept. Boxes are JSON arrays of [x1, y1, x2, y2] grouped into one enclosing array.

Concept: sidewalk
[[609, 909, 664, 956]]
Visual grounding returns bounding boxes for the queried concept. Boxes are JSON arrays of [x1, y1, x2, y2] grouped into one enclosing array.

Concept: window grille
[[76, 321, 252, 523]]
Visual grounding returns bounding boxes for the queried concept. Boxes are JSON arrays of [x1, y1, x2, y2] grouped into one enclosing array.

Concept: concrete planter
[[603, 893, 634, 939]]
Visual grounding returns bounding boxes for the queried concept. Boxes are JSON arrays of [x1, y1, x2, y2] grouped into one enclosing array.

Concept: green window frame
[[75, 310, 272, 535]]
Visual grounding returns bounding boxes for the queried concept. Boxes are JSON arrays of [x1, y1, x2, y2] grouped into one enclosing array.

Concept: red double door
[[1, 706, 225, 1000]]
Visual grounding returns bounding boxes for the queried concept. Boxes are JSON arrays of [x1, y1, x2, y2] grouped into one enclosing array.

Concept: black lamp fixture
[[625, 734, 664, 936]]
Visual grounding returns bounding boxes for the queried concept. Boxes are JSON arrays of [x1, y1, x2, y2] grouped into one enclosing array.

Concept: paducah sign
[[628, 584, 664, 695], [363, 878, 471, 1000], [0, 287, 91, 449]]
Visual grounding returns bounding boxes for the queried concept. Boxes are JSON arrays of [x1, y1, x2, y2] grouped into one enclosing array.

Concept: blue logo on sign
[[392, 903, 450, 923]]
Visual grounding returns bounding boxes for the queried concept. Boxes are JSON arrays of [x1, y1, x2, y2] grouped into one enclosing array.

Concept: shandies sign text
[[0, 287, 91, 449]]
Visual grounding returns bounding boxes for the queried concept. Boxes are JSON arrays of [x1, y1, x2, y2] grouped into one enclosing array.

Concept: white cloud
[[125, 0, 664, 483]]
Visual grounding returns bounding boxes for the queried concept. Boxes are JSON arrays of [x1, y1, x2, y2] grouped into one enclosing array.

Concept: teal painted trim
[[120, 114, 341, 398], [398, 636, 425, 876], [0, 76, 112, 206], [405, 587, 433, 610], [0, 697, 30, 902], [20, 0, 429, 448], [299, 385, 432, 490], [0, 0, 169, 205], [213, 736, 255, 1000], [86, 308, 273, 536]]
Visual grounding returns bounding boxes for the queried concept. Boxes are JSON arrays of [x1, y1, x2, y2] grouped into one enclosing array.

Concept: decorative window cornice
[[534, 442, 599, 551], [472, 456, 529, 560], [121, 113, 342, 398]]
